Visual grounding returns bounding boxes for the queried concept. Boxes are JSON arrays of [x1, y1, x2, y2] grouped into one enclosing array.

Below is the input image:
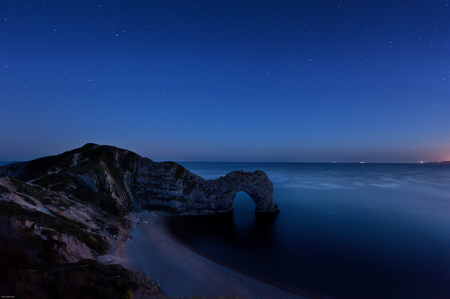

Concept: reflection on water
[[170, 163, 450, 299], [168, 195, 280, 254]]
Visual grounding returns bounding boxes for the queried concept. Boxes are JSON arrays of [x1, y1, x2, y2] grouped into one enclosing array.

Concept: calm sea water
[[169, 163, 450, 299]]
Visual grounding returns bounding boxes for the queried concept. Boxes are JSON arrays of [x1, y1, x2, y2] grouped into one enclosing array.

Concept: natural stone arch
[[223, 170, 279, 213], [184, 170, 280, 214]]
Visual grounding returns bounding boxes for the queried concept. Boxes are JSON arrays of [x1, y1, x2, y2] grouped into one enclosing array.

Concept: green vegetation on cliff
[[0, 200, 109, 255]]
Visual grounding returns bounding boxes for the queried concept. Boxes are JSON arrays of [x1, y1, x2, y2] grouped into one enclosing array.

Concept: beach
[[112, 212, 312, 299]]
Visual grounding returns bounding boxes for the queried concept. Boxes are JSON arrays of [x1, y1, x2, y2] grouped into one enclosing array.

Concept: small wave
[[369, 183, 400, 188]]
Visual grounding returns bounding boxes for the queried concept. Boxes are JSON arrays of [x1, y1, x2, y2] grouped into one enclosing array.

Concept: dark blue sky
[[1, 1, 449, 162]]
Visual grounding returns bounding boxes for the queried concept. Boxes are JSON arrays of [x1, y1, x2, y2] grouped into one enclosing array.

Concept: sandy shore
[[109, 212, 315, 299]]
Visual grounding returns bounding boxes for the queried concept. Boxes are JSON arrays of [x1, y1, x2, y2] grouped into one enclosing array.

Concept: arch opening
[[232, 191, 257, 212]]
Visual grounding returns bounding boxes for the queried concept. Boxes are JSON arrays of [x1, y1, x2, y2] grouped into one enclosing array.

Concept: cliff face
[[0, 143, 279, 215]]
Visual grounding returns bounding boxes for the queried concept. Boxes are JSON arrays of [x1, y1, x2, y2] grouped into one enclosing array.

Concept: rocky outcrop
[[131, 161, 279, 214], [176, 170, 278, 214], [0, 143, 279, 215]]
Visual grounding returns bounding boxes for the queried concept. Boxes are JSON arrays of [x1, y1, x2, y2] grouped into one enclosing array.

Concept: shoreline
[[114, 212, 318, 299], [161, 215, 325, 299]]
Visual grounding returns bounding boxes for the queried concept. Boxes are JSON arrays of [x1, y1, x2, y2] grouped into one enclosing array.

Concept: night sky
[[1, 1, 449, 162]]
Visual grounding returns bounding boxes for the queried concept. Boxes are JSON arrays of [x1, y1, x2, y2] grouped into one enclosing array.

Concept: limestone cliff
[[0, 143, 279, 215]]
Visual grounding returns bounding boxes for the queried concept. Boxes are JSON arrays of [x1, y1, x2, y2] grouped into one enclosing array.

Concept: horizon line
[[1, 159, 448, 165]]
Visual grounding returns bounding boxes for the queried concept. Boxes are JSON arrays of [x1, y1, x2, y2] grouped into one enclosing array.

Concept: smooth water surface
[[168, 163, 450, 299]]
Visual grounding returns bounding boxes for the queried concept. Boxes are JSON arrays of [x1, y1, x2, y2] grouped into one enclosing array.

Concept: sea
[[167, 162, 450, 299]]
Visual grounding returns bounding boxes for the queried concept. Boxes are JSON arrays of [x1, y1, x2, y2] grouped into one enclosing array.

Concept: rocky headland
[[0, 143, 279, 298]]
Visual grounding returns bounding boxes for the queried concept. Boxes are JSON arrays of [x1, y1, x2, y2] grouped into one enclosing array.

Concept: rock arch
[[183, 170, 280, 214], [223, 170, 279, 213]]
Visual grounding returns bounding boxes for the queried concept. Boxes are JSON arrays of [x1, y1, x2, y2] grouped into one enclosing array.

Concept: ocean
[[168, 163, 450, 299]]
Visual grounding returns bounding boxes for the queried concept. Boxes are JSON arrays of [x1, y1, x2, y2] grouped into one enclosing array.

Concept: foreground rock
[[0, 143, 279, 215], [0, 177, 163, 298]]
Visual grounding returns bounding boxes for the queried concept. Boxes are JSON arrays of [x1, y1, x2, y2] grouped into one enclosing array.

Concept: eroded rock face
[[0, 143, 279, 215], [176, 170, 278, 214], [131, 160, 279, 214]]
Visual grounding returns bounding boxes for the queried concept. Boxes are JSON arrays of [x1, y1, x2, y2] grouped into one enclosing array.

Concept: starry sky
[[1, 0, 449, 162]]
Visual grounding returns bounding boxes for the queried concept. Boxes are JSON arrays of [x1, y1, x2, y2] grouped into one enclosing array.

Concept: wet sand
[[115, 212, 313, 299]]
